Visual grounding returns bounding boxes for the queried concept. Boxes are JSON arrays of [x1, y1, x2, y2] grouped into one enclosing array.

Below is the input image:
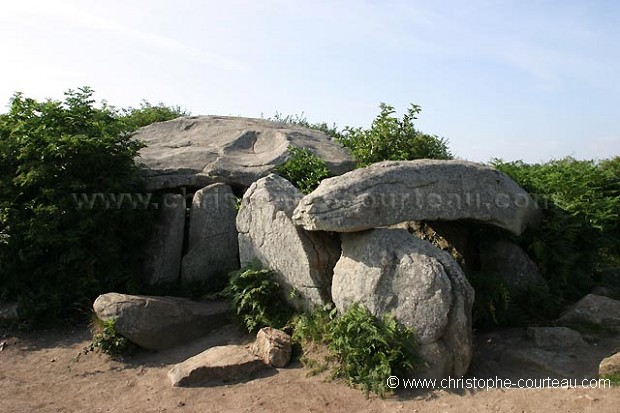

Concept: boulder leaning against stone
[[293, 160, 541, 236], [236, 174, 340, 310], [93, 293, 230, 351], [331, 228, 474, 379]]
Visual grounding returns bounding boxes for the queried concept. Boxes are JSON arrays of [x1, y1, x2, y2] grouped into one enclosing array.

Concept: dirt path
[[1, 325, 618, 413]]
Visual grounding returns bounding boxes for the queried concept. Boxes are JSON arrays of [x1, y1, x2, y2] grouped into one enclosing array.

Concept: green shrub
[[0, 87, 183, 324], [293, 304, 420, 397], [291, 304, 337, 344], [492, 157, 620, 303], [275, 146, 330, 194], [466, 271, 511, 327], [267, 112, 342, 140], [338, 103, 452, 166], [120, 101, 188, 129], [86, 317, 134, 357], [267, 104, 452, 168], [222, 261, 294, 333]]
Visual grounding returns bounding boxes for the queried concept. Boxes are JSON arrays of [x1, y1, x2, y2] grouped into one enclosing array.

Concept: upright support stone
[[182, 184, 239, 285], [236, 174, 340, 310], [143, 193, 185, 285], [332, 228, 474, 378]]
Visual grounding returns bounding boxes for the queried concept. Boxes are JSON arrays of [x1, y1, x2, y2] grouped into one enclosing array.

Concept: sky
[[1, 0, 619, 163]]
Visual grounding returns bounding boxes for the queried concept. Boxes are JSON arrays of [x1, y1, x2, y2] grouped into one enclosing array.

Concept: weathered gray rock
[[527, 327, 587, 351], [501, 348, 587, 379], [599, 352, 620, 378], [590, 285, 620, 299], [293, 160, 541, 236], [557, 294, 620, 333], [251, 327, 292, 368], [181, 184, 239, 284], [93, 293, 230, 350], [481, 239, 547, 292], [135, 116, 355, 190], [332, 228, 474, 378], [237, 174, 340, 310], [168, 345, 267, 387], [143, 193, 186, 285]]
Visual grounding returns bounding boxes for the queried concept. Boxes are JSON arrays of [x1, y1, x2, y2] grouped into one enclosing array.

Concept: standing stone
[[143, 193, 185, 285], [293, 160, 541, 236], [332, 228, 474, 378], [182, 183, 239, 284], [236, 174, 340, 310]]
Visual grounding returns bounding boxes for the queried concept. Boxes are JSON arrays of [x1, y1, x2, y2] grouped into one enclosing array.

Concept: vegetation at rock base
[[291, 304, 420, 397], [223, 260, 421, 396], [221, 260, 294, 333], [0, 87, 185, 325], [85, 317, 134, 357], [275, 146, 330, 194]]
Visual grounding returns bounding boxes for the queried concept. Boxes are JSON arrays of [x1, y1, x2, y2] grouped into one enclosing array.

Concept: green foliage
[[222, 261, 294, 333], [329, 304, 419, 396], [600, 373, 620, 386], [0, 87, 173, 324], [267, 112, 342, 140], [292, 304, 420, 397], [492, 157, 620, 302], [120, 101, 188, 130], [338, 103, 452, 166], [466, 271, 511, 327], [267, 104, 452, 168], [86, 317, 133, 357], [291, 304, 337, 344], [275, 146, 330, 194]]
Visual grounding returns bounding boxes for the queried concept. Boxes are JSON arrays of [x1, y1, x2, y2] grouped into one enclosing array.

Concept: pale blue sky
[[1, 0, 618, 162]]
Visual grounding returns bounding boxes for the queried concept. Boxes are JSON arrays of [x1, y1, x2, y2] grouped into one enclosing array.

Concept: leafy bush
[[120, 101, 188, 129], [466, 271, 511, 327], [267, 112, 342, 140], [293, 304, 420, 397], [86, 317, 134, 357], [267, 104, 452, 168], [275, 146, 330, 194], [338, 103, 452, 166], [221, 261, 294, 333], [0, 87, 183, 324], [492, 157, 620, 303]]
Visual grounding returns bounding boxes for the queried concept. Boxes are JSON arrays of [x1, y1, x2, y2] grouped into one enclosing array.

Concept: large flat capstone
[[293, 160, 541, 236], [135, 116, 355, 190]]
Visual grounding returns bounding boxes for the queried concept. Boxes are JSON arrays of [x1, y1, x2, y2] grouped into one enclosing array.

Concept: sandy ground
[[1, 324, 619, 413]]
